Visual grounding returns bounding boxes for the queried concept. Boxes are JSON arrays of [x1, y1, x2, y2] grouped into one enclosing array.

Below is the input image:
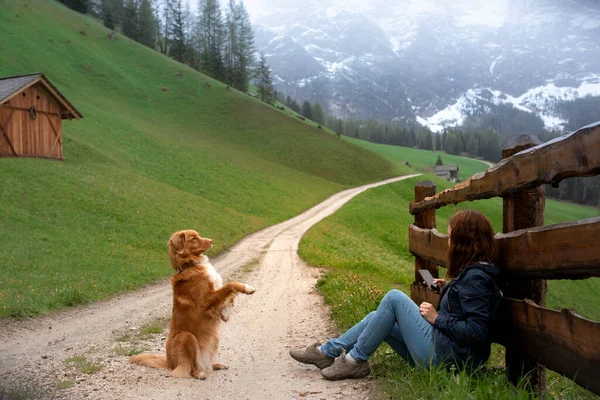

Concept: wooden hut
[[0, 73, 82, 160], [434, 165, 459, 181]]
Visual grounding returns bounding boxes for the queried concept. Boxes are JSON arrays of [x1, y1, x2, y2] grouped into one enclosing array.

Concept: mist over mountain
[[248, 0, 600, 132]]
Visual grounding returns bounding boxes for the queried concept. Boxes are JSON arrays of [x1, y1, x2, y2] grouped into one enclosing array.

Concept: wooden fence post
[[501, 134, 547, 393], [413, 181, 438, 282]]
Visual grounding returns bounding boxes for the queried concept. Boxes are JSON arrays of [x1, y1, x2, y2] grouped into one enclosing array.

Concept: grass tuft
[[64, 355, 102, 375], [55, 380, 75, 390]]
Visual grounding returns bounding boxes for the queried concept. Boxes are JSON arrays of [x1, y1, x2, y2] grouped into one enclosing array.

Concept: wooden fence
[[408, 121, 600, 394]]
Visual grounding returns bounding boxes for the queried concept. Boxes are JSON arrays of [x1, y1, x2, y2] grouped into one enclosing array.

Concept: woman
[[290, 209, 503, 380]]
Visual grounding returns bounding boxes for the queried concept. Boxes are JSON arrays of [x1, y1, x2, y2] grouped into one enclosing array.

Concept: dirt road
[[0, 174, 420, 400]]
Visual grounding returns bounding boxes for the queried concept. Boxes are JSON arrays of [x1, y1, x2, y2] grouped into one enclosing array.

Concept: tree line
[[59, 0, 275, 101], [297, 98, 600, 207], [273, 92, 326, 125]]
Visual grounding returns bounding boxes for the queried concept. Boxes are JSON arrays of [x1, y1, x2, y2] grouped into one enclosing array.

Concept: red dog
[[131, 230, 255, 379]]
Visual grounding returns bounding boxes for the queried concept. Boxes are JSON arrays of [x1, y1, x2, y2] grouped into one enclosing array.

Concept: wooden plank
[[410, 283, 440, 308], [0, 105, 61, 117], [0, 108, 17, 156], [504, 298, 600, 395], [410, 122, 600, 214], [498, 217, 600, 278], [46, 114, 62, 157], [413, 181, 439, 283], [409, 218, 600, 279], [501, 135, 547, 392], [408, 225, 448, 267]]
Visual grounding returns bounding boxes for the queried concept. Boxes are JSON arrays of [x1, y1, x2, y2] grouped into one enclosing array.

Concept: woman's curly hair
[[447, 210, 497, 279]]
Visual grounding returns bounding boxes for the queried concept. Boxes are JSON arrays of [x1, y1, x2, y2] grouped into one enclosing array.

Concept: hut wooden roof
[[434, 165, 459, 172], [0, 73, 82, 119]]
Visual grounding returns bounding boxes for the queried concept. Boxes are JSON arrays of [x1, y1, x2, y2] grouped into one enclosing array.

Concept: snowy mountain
[[249, 0, 600, 132]]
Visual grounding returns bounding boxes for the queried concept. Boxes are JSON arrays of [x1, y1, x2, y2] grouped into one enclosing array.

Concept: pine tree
[[198, 0, 225, 80], [156, 0, 172, 55], [224, 0, 237, 86], [122, 0, 139, 41], [435, 155, 444, 166], [102, 0, 115, 30], [168, 0, 188, 63], [312, 102, 325, 125], [424, 131, 434, 150], [102, 0, 125, 26], [435, 133, 442, 151], [290, 100, 301, 114], [59, 0, 90, 14], [335, 118, 345, 135], [302, 101, 313, 120], [232, 0, 254, 91], [255, 53, 274, 104], [137, 0, 157, 48], [466, 133, 479, 156], [223, 0, 254, 91]]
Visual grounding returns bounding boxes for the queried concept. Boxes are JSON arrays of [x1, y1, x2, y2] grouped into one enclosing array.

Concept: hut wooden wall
[[0, 83, 63, 159]]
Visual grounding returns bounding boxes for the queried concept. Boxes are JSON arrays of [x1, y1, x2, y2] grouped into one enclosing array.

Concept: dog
[[131, 230, 255, 379]]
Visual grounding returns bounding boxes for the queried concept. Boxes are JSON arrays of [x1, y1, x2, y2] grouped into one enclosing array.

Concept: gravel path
[[0, 174, 420, 400]]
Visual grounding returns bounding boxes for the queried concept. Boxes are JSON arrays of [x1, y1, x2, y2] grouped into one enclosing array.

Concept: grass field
[[0, 0, 401, 318], [299, 175, 599, 399]]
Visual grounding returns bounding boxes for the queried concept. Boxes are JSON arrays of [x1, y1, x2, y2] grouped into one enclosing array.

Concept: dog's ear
[[169, 232, 187, 255]]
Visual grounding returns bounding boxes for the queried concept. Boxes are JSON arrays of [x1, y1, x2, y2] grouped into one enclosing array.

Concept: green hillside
[[346, 137, 491, 179], [0, 0, 399, 317]]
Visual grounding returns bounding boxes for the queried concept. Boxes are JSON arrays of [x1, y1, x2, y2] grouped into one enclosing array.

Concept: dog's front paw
[[244, 284, 256, 294], [212, 363, 229, 371]]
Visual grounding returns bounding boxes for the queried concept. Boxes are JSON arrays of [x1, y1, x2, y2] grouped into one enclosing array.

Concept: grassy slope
[[299, 175, 599, 399], [0, 0, 400, 317]]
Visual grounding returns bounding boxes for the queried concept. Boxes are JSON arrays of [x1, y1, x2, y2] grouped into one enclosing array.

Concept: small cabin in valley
[[434, 165, 459, 181], [0, 73, 82, 160]]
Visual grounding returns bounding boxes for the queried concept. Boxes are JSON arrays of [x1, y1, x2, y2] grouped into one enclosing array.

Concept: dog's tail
[[130, 353, 168, 370]]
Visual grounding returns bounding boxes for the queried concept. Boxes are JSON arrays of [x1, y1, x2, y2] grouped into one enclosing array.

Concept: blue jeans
[[320, 289, 438, 368]]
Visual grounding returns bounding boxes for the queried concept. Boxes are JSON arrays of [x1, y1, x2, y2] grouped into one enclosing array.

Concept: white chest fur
[[199, 256, 223, 289]]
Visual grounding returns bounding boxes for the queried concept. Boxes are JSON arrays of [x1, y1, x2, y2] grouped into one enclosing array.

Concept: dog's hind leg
[[130, 354, 168, 369], [198, 333, 227, 373], [167, 332, 203, 379]]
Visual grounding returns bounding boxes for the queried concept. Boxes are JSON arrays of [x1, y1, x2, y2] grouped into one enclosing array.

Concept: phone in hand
[[419, 269, 440, 292]]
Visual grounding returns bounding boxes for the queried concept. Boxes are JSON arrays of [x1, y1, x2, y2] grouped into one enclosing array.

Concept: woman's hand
[[432, 279, 446, 289], [419, 302, 438, 324]]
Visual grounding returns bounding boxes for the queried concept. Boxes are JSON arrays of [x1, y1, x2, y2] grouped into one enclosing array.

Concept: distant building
[[435, 165, 459, 181]]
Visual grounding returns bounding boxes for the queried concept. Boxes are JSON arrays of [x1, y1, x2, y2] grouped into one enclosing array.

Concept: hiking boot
[[321, 352, 370, 381], [290, 342, 335, 369]]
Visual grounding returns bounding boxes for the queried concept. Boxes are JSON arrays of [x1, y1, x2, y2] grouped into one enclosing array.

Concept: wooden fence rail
[[409, 216, 600, 279], [408, 121, 600, 395], [409, 121, 600, 215]]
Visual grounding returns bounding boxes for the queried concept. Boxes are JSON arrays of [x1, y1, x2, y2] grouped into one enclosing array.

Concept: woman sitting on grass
[[290, 209, 503, 380]]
